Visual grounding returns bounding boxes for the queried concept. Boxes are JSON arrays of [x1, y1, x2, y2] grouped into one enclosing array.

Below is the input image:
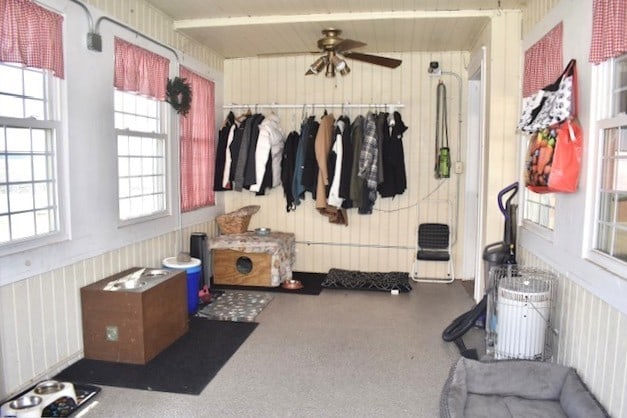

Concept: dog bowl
[[142, 269, 169, 277], [9, 395, 42, 410], [114, 280, 147, 290], [255, 227, 271, 236], [281, 279, 303, 290], [34, 380, 65, 395]]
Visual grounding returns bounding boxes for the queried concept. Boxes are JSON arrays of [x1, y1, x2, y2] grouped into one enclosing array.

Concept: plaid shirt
[[358, 112, 378, 192]]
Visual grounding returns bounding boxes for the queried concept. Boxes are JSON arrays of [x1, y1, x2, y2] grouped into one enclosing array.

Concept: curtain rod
[[223, 103, 404, 110]]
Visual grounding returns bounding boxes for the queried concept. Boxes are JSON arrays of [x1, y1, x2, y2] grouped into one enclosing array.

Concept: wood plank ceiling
[[143, 0, 527, 58]]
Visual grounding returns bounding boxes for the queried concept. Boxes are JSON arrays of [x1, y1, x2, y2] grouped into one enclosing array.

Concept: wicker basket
[[216, 205, 260, 234]]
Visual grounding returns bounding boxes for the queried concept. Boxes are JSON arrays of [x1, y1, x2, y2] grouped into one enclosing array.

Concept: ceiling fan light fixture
[[309, 55, 328, 74], [325, 62, 336, 78], [331, 54, 348, 71], [339, 63, 350, 76]]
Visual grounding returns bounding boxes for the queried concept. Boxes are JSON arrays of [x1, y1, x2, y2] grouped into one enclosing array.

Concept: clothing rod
[[295, 240, 413, 250], [223, 103, 404, 110]]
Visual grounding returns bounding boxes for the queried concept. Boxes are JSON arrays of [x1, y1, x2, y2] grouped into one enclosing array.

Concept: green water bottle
[[439, 147, 450, 178]]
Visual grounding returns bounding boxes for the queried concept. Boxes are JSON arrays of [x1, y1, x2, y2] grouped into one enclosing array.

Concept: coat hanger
[[236, 107, 252, 122]]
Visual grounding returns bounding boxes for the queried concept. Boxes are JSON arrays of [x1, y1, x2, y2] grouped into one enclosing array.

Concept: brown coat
[[314, 114, 336, 209]]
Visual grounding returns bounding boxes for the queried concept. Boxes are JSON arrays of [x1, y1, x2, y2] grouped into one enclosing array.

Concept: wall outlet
[[454, 161, 464, 174], [106, 326, 119, 341]]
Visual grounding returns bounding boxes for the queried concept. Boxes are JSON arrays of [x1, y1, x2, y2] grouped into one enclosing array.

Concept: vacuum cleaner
[[442, 182, 518, 359]]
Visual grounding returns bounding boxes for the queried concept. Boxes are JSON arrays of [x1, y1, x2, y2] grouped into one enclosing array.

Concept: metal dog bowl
[[281, 279, 303, 290], [141, 269, 169, 277], [113, 280, 147, 290], [255, 227, 271, 236], [34, 380, 64, 395], [9, 395, 42, 410]]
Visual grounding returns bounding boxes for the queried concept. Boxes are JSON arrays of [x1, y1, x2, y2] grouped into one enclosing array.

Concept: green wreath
[[166, 77, 192, 116]]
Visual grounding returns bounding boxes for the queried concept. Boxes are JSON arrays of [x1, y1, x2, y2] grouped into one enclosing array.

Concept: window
[[0, 63, 61, 246], [114, 90, 167, 221], [524, 191, 555, 230], [588, 54, 627, 273], [520, 23, 562, 232]]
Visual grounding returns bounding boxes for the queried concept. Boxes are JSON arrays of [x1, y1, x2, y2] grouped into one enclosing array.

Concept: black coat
[[281, 131, 300, 211], [213, 112, 235, 191], [378, 111, 408, 198]]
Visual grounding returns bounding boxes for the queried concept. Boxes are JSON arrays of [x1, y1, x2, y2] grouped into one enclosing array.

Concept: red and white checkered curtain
[[180, 66, 215, 212], [522, 22, 563, 97], [114, 37, 169, 100], [0, 0, 64, 78], [589, 0, 627, 64]]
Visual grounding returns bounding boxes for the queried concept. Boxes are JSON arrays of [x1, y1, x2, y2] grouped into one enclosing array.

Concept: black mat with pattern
[[322, 268, 413, 292]]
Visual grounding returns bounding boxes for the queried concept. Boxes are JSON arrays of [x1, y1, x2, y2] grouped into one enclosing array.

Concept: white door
[[464, 46, 488, 302]]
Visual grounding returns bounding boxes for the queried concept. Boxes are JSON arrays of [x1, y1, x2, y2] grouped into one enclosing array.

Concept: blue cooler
[[162, 256, 202, 314]]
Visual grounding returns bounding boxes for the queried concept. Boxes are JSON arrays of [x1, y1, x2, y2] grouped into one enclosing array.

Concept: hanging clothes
[[375, 112, 388, 184], [338, 115, 353, 207], [213, 111, 234, 191], [327, 117, 346, 208], [281, 131, 300, 212], [315, 113, 336, 210], [221, 119, 237, 189], [378, 111, 408, 198], [301, 117, 320, 197], [243, 113, 265, 189], [291, 116, 313, 207], [358, 112, 379, 214], [250, 113, 284, 193], [348, 115, 365, 209], [228, 119, 247, 187]]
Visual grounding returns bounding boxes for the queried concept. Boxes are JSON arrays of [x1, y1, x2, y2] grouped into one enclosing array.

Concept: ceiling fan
[[305, 28, 402, 77]]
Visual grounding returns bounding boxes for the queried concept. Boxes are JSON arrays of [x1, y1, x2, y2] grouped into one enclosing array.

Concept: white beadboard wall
[[0, 221, 216, 398], [224, 52, 469, 277], [519, 247, 627, 418], [83, 0, 224, 70], [0, 0, 225, 400]]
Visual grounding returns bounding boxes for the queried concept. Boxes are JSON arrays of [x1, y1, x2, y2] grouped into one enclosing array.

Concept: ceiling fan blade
[[305, 69, 315, 75], [334, 38, 366, 54], [344, 52, 402, 68]]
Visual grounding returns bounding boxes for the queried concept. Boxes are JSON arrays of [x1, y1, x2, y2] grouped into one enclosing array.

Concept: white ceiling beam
[[173, 10, 495, 29]]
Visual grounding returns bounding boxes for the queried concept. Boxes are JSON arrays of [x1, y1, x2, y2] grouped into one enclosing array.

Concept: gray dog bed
[[440, 358, 609, 418]]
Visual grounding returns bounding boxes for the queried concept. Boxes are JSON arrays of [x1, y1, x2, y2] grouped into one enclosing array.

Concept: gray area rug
[[197, 291, 274, 322], [322, 268, 412, 292]]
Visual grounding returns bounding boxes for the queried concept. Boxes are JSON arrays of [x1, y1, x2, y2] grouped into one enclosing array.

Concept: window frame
[[0, 64, 67, 256], [114, 90, 170, 225], [587, 113, 627, 275], [520, 136, 556, 239], [584, 55, 627, 278]]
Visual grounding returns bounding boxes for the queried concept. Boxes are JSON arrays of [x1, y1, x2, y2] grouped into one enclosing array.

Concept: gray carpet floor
[[74, 280, 484, 418]]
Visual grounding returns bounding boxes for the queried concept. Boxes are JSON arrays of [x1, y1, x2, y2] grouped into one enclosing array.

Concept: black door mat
[[322, 268, 413, 292], [54, 317, 257, 395]]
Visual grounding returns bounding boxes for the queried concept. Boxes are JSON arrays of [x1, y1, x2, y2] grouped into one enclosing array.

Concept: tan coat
[[314, 114, 336, 209]]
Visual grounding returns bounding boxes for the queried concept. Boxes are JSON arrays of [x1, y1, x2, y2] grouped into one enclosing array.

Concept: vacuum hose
[[442, 295, 487, 359]]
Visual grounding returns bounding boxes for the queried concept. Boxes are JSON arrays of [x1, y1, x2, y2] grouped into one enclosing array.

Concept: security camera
[[428, 61, 441, 76]]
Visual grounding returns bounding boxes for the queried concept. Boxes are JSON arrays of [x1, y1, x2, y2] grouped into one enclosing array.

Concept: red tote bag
[[525, 118, 583, 193], [524, 60, 583, 194]]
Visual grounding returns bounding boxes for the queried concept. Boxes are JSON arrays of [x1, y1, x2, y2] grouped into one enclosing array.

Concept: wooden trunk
[[212, 249, 273, 287], [80, 268, 188, 364]]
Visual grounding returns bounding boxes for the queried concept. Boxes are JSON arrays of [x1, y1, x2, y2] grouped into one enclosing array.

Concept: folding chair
[[410, 202, 454, 284]]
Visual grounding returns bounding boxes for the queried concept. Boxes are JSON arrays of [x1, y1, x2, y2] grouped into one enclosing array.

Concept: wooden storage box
[[80, 267, 188, 364], [212, 249, 273, 287], [209, 231, 295, 287]]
